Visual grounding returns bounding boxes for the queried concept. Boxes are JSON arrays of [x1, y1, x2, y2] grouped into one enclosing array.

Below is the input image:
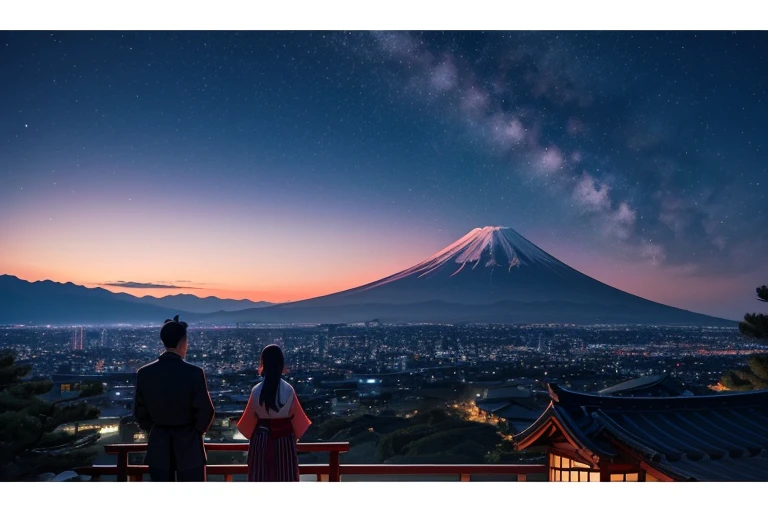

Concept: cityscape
[[3, 321, 765, 476]]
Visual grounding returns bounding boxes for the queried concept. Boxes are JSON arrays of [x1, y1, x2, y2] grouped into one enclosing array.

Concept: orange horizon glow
[[1, 264, 413, 304]]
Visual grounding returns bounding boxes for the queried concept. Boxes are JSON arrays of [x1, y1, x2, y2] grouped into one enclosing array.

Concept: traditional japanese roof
[[484, 386, 532, 401], [513, 384, 768, 481], [598, 374, 687, 397], [493, 403, 542, 421], [475, 400, 511, 414]]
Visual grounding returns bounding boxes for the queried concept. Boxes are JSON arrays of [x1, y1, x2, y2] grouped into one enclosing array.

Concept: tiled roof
[[598, 374, 680, 396], [493, 403, 542, 421], [513, 384, 768, 481]]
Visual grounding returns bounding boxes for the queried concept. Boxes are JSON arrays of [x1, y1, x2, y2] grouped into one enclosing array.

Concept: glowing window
[[548, 453, 599, 481]]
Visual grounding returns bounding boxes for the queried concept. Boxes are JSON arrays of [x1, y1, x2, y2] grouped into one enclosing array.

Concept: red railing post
[[116, 448, 128, 482], [329, 451, 340, 482]]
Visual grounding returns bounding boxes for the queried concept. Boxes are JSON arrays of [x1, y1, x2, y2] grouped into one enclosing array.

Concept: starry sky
[[1, 31, 766, 320]]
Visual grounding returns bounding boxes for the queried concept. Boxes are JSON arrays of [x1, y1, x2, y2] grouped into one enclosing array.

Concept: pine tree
[[738, 285, 768, 338], [0, 352, 103, 481], [721, 286, 768, 391]]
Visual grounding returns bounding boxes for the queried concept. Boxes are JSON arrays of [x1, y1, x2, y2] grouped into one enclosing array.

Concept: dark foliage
[[723, 286, 768, 390], [0, 352, 103, 480]]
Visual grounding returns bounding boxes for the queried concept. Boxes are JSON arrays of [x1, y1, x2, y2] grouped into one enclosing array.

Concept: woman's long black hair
[[258, 344, 285, 414]]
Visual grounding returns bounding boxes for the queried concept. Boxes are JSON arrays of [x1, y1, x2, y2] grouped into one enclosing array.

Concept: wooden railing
[[75, 443, 547, 482]]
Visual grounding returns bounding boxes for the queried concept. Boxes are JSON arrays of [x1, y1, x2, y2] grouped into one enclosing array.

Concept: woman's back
[[236, 344, 311, 482], [249, 378, 295, 419]]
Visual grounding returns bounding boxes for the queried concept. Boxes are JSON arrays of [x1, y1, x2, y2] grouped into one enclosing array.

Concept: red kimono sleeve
[[290, 396, 311, 440], [236, 392, 258, 440]]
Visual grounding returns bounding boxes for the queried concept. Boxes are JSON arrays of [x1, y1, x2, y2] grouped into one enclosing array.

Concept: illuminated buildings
[[72, 327, 84, 351]]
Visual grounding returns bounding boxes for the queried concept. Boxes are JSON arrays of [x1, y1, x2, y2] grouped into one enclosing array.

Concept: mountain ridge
[[200, 226, 734, 326], [0, 274, 271, 324]]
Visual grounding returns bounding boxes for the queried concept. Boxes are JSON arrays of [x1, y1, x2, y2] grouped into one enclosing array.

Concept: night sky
[[1, 31, 766, 320]]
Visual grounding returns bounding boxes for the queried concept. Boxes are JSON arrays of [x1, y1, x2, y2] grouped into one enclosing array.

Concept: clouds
[[430, 59, 459, 92], [573, 173, 610, 212], [102, 281, 201, 289], [608, 202, 638, 241], [538, 147, 566, 174], [641, 242, 666, 266], [461, 87, 490, 118], [573, 173, 637, 241], [371, 31, 419, 59]]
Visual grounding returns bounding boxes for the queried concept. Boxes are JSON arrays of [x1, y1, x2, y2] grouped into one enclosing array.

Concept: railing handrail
[[101, 442, 349, 482], [75, 462, 547, 481], [87, 443, 546, 482], [335, 464, 546, 475], [104, 442, 350, 454]]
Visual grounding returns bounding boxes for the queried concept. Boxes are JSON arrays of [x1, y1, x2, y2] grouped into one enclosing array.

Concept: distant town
[[2, 322, 764, 460]]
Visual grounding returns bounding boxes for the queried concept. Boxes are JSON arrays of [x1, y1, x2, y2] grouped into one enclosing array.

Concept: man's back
[[133, 352, 215, 476], [134, 353, 213, 432]]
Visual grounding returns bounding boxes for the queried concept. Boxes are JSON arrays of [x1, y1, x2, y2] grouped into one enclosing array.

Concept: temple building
[[475, 384, 546, 432], [513, 384, 768, 481]]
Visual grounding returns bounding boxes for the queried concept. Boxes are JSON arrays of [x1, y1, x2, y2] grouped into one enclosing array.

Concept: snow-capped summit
[[205, 226, 732, 326], [378, 226, 559, 282]]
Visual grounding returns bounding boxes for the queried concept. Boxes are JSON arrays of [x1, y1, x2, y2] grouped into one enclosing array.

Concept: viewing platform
[[75, 442, 547, 482]]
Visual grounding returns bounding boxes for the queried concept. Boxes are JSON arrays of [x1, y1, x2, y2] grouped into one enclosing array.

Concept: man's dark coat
[[133, 352, 215, 471]]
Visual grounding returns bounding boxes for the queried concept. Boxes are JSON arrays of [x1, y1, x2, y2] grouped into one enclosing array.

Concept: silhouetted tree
[[739, 285, 768, 339], [721, 286, 768, 391], [0, 352, 103, 480]]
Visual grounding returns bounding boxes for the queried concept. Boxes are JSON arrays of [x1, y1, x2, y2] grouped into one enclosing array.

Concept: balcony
[[75, 443, 547, 482]]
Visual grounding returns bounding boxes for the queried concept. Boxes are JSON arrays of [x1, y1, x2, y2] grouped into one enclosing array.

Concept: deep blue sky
[[1, 31, 766, 319]]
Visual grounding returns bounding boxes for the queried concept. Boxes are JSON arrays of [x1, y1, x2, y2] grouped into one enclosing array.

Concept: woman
[[236, 344, 311, 482]]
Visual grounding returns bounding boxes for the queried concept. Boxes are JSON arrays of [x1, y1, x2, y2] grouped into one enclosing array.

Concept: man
[[133, 315, 215, 481]]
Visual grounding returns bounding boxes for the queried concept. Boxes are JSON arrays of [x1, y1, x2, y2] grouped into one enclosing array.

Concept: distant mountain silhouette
[[120, 293, 271, 314], [201, 226, 734, 326], [0, 275, 271, 324]]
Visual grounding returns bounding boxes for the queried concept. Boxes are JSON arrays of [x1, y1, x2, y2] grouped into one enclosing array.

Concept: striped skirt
[[247, 419, 300, 482]]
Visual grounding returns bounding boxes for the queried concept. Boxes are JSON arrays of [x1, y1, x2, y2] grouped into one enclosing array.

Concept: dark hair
[[258, 344, 285, 414], [160, 315, 188, 348]]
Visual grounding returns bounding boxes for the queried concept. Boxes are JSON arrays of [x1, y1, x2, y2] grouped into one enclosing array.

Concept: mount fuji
[[203, 226, 732, 326]]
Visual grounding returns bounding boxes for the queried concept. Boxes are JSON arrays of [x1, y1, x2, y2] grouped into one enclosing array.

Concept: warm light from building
[[549, 453, 599, 482], [451, 401, 501, 426]]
